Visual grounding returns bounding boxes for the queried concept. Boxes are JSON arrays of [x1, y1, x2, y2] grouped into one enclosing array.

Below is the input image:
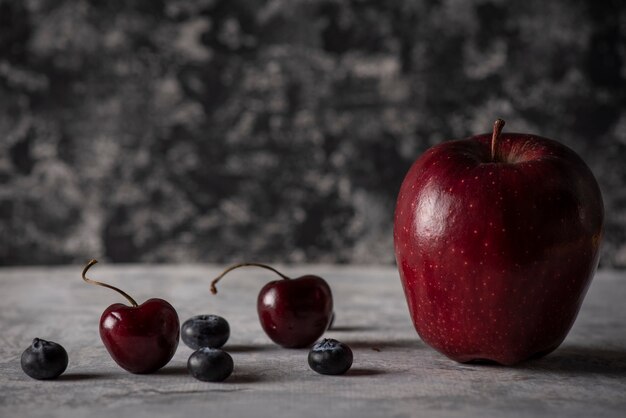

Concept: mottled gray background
[[0, 0, 624, 267]]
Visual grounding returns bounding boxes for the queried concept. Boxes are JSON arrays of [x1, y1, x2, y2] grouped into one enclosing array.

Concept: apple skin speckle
[[394, 132, 604, 366]]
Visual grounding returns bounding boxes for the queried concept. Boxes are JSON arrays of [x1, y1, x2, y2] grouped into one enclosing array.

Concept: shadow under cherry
[[57, 372, 110, 381]]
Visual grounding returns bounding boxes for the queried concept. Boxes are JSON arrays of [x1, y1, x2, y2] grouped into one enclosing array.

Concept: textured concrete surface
[[0, 265, 625, 418]]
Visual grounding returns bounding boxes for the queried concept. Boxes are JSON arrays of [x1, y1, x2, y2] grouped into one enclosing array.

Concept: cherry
[[82, 260, 180, 374], [210, 263, 333, 348]]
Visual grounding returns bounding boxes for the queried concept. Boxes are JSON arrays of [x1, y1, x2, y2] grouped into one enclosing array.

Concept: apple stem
[[491, 118, 506, 161], [210, 263, 291, 295], [82, 259, 139, 307]]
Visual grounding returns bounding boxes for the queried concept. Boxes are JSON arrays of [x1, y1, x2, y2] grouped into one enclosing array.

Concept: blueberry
[[21, 338, 68, 380], [187, 347, 234, 382], [308, 338, 353, 375], [181, 315, 230, 349]]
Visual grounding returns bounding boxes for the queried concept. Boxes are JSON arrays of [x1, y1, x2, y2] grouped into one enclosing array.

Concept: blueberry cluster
[[181, 313, 352, 381], [21, 317, 353, 382], [181, 314, 234, 382]]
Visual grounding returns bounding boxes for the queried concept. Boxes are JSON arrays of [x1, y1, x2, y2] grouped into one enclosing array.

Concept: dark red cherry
[[83, 260, 180, 374], [210, 263, 333, 348]]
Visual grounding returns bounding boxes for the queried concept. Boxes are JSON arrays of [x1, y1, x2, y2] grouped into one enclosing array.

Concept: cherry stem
[[491, 118, 506, 161], [210, 263, 291, 295], [82, 259, 139, 307]]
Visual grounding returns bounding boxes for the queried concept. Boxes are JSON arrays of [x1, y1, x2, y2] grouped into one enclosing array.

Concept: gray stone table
[[1, 265, 625, 418]]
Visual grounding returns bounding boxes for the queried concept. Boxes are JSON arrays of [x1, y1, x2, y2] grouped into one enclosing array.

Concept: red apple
[[394, 119, 604, 365]]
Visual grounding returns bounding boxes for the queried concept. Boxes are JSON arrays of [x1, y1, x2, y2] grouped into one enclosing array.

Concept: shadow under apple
[[522, 345, 626, 376]]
